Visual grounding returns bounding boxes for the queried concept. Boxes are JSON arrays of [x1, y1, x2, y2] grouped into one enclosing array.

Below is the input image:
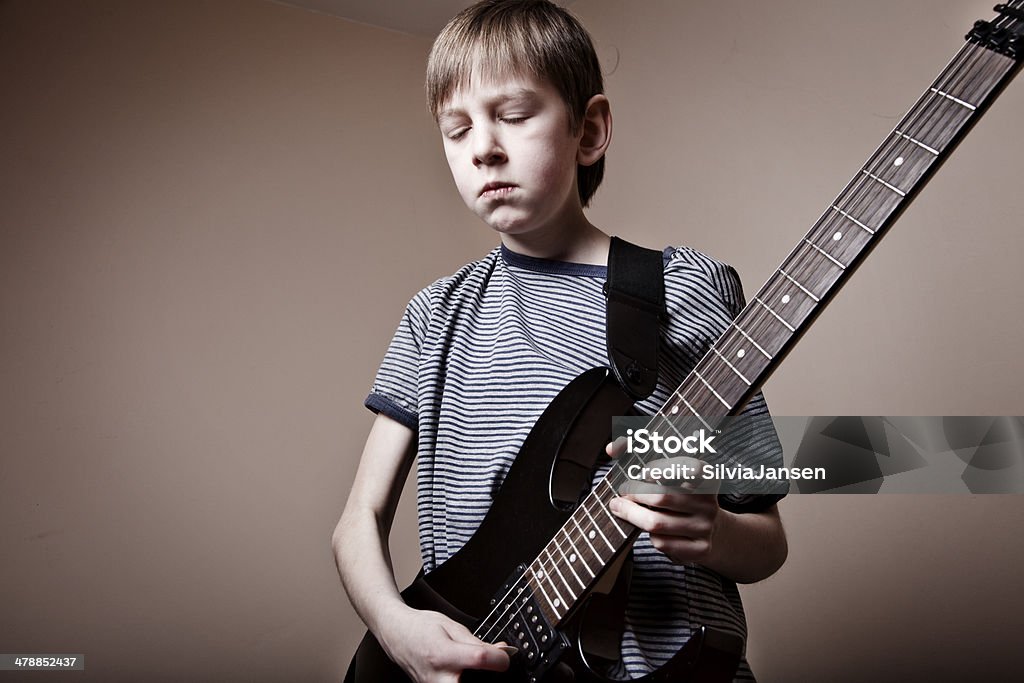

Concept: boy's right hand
[[377, 603, 511, 683]]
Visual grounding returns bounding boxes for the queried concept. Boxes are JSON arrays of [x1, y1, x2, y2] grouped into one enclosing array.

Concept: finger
[[436, 622, 514, 672], [611, 496, 716, 537], [619, 478, 695, 497], [605, 435, 628, 459], [648, 533, 713, 564], [623, 491, 718, 514], [442, 642, 511, 673]]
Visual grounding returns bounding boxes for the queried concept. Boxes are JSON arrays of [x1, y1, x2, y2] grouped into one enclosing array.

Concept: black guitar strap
[[575, 236, 665, 670], [604, 236, 665, 401]]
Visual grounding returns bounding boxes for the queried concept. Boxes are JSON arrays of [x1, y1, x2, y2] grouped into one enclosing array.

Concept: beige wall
[[0, 1, 489, 680], [1, 0, 1021, 681]]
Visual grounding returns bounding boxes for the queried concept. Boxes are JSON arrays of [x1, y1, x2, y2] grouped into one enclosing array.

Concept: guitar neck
[[474, 3, 1023, 637]]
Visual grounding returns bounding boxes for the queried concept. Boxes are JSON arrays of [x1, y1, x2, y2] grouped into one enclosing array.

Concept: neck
[[500, 219, 611, 266]]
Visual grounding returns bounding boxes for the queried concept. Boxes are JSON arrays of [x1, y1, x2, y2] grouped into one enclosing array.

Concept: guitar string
[[472, 36, 1009, 650]]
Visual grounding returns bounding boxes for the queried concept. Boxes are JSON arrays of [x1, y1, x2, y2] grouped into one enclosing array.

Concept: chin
[[481, 212, 533, 235]]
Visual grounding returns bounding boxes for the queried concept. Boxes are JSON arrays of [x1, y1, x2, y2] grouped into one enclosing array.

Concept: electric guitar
[[346, 4, 1023, 681]]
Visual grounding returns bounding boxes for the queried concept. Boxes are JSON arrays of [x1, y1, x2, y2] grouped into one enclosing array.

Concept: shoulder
[[663, 245, 741, 288], [403, 247, 502, 320], [662, 245, 746, 318]]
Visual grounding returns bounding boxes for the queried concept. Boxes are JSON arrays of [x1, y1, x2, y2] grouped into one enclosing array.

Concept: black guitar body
[[345, 367, 742, 683]]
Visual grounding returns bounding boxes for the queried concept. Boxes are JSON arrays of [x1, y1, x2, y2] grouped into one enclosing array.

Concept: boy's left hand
[[605, 438, 721, 566]]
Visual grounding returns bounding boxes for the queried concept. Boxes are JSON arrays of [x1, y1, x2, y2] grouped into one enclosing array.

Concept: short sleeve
[[708, 261, 746, 320], [364, 288, 432, 431]]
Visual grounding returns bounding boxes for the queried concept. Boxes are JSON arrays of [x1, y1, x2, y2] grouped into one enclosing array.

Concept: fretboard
[[475, 3, 1022, 638]]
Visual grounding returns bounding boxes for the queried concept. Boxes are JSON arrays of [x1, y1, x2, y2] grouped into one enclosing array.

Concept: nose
[[472, 125, 506, 167]]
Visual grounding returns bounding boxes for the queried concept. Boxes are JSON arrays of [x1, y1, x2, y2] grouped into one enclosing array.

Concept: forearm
[[332, 413, 417, 637], [702, 503, 787, 584], [332, 415, 511, 679], [332, 505, 409, 637]]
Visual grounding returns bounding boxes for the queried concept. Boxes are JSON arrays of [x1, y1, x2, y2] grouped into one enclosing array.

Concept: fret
[[789, 239, 845, 297], [663, 389, 713, 432], [928, 43, 984, 103], [893, 130, 939, 156], [707, 353, 752, 407], [779, 242, 834, 303], [732, 322, 773, 361], [834, 172, 903, 236], [929, 86, 977, 110], [711, 346, 752, 386], [714, 326, 772, 382], [532, 559, 566, 611], [676, 374, 727, 424], [829, 206, 875, 236], [558, 525, 596, 579], [692, 368, 731, 410], [803, 238, 847, 269], [678, 396, 712, 431], [543, 547, 577, 604], [862, 136, 935, 195], [779, 267, 821, 301], [941, 47, 1015, 104], [552, 528, 589, 587], [806, 214, 874, 270], [655, 411, 708, 448], [569, 510, 607, 564], [901, 92, 974, 152], [594, 480, 629, 539], [580, 502, 616, 553], [761, 271, 818, 332], [606, 458, 634, 495], [654, 412, 686, 440], [529, 561, 564, 620], [595, 479, 624, 509], [753, 295, 796, 332], [860, 169, 906, 197], [733, 303, 790, 362]]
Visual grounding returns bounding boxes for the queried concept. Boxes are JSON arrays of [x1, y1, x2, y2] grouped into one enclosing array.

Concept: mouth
[[479, 182, 517, 198]]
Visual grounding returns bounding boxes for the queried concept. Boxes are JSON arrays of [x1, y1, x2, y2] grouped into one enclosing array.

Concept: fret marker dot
[[588, 530, 596, 540], [737, 349, 745, 358], [569, 553, 577, 562], [833, 231, 842, 241], [894, 156, 905, 166], [781, 294, 791, 304], [553, 599, 561, 608], [536, 570, 545, 579], [671, 404, 679, 415]]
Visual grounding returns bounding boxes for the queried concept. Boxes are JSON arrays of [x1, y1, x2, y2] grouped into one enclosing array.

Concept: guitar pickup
[[487, 564, 570, 680]]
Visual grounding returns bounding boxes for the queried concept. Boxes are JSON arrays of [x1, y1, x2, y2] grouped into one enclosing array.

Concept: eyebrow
[[438, 87, 540, 121]]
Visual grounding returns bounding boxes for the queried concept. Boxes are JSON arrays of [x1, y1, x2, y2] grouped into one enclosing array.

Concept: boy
[[334, 1, 787, 681]]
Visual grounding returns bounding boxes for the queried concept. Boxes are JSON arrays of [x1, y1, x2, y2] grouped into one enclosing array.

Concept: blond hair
[[426, 0, 605, 207]]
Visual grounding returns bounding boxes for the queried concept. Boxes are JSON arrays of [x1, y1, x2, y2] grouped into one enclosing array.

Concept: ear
[[577, 94, 612, 167]]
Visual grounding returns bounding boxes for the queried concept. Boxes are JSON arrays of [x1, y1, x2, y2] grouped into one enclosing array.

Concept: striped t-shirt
[[366, 243, 783, 681]]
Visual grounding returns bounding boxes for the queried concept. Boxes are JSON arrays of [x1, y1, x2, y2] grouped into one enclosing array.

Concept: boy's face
[[437, 72, 583, 240]]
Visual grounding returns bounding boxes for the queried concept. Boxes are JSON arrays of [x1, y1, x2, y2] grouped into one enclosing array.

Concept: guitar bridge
[[487, 564, 570, 682]]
